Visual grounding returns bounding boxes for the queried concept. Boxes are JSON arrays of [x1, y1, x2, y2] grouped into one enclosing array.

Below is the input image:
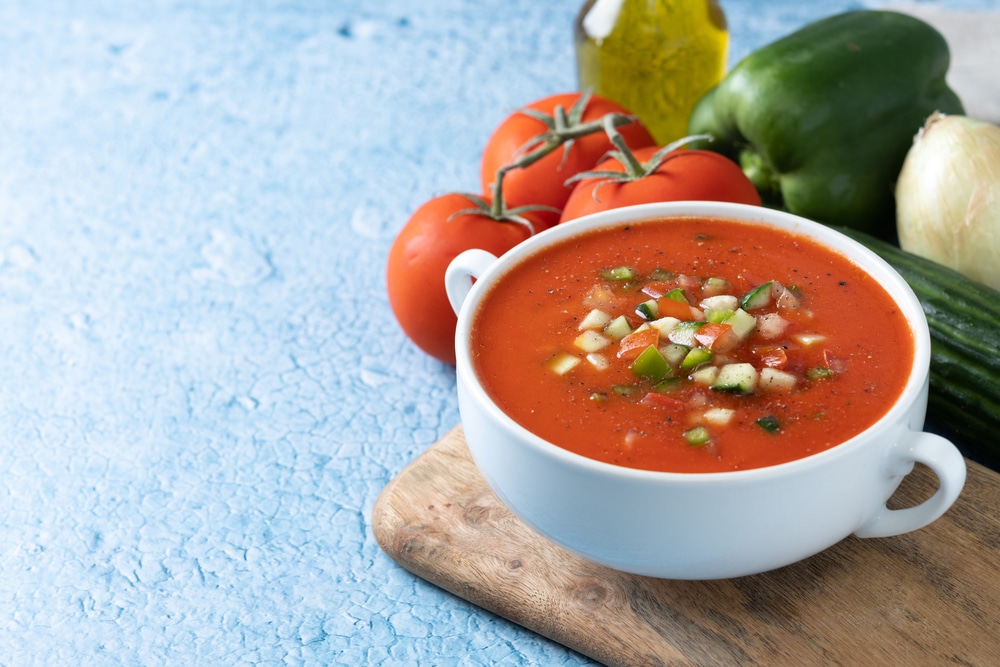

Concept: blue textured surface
[[0, 1, 993, 664]]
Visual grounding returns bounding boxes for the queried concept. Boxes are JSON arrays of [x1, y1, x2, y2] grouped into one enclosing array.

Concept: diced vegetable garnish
[[690, 365, 720, 386], [740, 281, 774, 310], [703, 407, 735, 427], [683, 425, 712, 446], [603, 315, 633, 341], [574, 329, 611, 353], [806, 366, 835, 380], [712, 363, 759, 395], [657, 293, 696, 320], [579, 308, 613, 331], [600, 266, 636, 282], [792, 333, 827, 347], [630, 345, 669, 380], [586, 353, 611, 371], [759, 367, 797, 392], [667, 320, 704, 347], [701, 277, 731, 297], [618, 328, 660, 359], [700, 294, 739, 311], [680, 346, 713, 371], [756, 313, 790, 339], [547, 352, 581, 376], [756, 415, 781, 432], [635, 299, 658, 321]]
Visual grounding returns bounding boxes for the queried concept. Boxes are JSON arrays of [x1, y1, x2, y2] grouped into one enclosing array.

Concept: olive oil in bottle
[[574, 0, 729, 145]]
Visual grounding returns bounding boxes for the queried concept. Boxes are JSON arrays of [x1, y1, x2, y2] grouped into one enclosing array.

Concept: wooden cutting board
[[372, 425, 1000, 666]]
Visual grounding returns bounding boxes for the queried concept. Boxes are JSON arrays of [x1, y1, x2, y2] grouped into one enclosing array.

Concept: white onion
[[896, 112, 1000, 289]]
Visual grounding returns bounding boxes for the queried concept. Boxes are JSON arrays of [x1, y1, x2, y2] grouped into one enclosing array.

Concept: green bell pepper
[[687, 10, 964, 238]]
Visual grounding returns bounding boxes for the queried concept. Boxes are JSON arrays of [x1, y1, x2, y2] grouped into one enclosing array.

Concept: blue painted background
[[0, 1, 993, 664]]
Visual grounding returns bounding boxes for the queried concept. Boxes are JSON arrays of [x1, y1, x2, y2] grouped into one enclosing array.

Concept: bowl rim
[[453, 201, 932, 482]]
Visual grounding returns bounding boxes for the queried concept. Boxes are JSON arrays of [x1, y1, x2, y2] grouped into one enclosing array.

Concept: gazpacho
[[469, 216, 914, 473]]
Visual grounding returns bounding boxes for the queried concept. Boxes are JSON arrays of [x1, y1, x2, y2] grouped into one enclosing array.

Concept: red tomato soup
[[469, 217, 915, 473]]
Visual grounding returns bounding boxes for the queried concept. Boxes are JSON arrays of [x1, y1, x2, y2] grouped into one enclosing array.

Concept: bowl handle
[[445, 249, 499, 316], [854, 432, 967, 538]]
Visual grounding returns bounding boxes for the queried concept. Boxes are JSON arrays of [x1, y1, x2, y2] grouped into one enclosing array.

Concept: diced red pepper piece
[[694, 322, 739, 352], [755, 345, 788, 368], [617, 328, 661, 359], [656, 296, 696, 321], [641, 281, 673, 299], [641, 392, 685, 411]]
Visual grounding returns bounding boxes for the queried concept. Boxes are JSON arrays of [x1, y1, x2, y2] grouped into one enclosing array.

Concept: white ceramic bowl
[[446, 201, 966, 580]]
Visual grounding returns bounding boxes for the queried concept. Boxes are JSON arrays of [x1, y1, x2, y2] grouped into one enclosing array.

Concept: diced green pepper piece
[[683, 425, 712, 446], [680, 347, 714, 371], [649, 268, 676, 281], [705, 308, 734, 324], [600, 266, 637, 282], [652, 377, 682, 393], [663, 287, 689, 303], [806, 366, 836, 381], [756, 415, 781, 432], [630, 345, 668, 380], [661, 343, 690, 368]]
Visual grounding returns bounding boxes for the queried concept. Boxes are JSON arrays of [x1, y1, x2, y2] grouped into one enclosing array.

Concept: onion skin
[[896, 112, 1000, 290]]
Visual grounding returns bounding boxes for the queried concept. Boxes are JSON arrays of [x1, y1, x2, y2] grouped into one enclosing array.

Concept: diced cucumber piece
[[680, 347, 714, 371], [603, 315, 633, 341], [703, 407, 735, 427], [725, 308, 757, 340], [586, 353, 610, 371], [683, 425, 712, 446], [667, 320, 704, 347], [635, 299, 658, 321], [701, 277, 731, 297], [712, 363, 759, 395], [690, 365, 720, 386], [630, 345, 668, 380], [740, 281, 774, 310], [574, 329, 611, 353], [649, 267, 676, 281], [547, 352, 581, 376], [759, 367, 797, 392], [792, 333, 827, 347], [579, 308, 612, 331], [612, 384, 641, 397], [600, 266, 636, 282], [660, 343, 689, 368], [649, 316, 680, 337]]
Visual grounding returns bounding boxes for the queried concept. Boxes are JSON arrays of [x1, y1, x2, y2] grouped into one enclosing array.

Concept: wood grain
[[372, 425, 1000, 667]]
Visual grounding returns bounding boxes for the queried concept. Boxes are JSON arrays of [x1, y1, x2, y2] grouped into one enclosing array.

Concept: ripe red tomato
[[480, 92, 656, 231], [386, 193, 538, 364], [559, 146, 762, 223]]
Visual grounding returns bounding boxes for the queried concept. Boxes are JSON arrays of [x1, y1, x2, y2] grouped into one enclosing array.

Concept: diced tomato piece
[[656, 296, 696, 320], [641, 392, 685, 411], [617, 327, 660, 359], [755, 345, 788, 368], [641, 281, 673, 299], [694, 322, 739, 352]]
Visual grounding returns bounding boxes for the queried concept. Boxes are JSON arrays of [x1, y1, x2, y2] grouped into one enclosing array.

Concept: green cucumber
[[841, 227, 1000, 461]]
